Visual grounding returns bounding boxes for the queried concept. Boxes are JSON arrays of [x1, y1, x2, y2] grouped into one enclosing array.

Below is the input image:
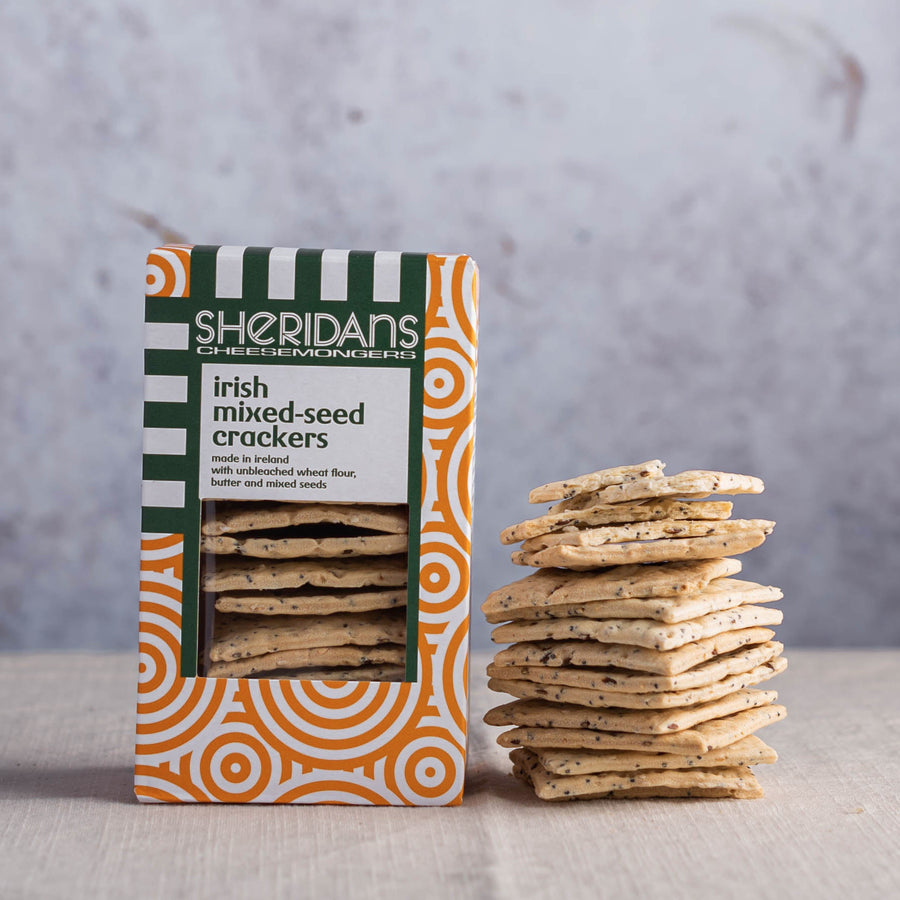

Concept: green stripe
[[347, 251, 375, 303], [295, 249, 322, 303], [242, 247, 269, 304], [190, 246, 218, 300], [400, 252, 427, 682], [141, 455, 185, 481], [143, 403, 191, 429]]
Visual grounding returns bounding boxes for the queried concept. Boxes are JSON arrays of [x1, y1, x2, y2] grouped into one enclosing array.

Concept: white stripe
[[143, 427, 187, 456], [268, 247, 296, 300], [320, 249, 349, 302], [372, 251, 402, 303], [144, 322, 189, 351], [141, 480, 185, 508], [215, 246, 246, 298], [144, 374, 188, 404]]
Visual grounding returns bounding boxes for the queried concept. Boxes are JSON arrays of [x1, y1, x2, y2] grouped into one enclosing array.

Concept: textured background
[[2, 0, 899, 650]]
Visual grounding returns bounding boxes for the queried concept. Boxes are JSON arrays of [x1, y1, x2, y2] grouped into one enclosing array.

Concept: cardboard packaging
[[136, 245, 478, 804]]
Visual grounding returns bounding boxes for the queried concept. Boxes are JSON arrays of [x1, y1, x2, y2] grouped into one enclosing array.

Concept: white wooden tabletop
[[1, 650, 898, 899]]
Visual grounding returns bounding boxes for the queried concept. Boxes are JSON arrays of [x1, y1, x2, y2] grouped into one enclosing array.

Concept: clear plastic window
[[198, 500, 409, 681]]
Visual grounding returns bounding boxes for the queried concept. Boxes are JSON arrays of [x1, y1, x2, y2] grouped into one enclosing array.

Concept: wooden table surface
[[1, 650, 898, 899]]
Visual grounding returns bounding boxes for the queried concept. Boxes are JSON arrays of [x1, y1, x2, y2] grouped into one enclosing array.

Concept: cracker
[[201, 555, 408, 593], [512, 527, 772, 569], [511, 749, 763, 800], [528, 461, 665, 504], [483, 688, 777, 735], [533, 735, 777, 774], [246, 664, 405, 682], [495, 704, 787, 754], [491, 605, 782, 651], [202, 502, 409, 536], [206, 644, 406, 678], [492, 627, 776, 675], [202, 532, 408, 559], [482, 558, 743, 620], [520, 519, 775, 552], [214, 588, 407, 617], [501, 500, 733, 545], [486, 578, 782, 625], [487, 640, 784, 692], [512, 760, 761, 799], [549, 470, 765, 513], [209, 609, 406, 661], [515, 773, 761, 799], [487, 657, 787, 709]]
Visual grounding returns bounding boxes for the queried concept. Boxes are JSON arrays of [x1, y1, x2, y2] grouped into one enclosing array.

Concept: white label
[[199, 363, 410, 503]]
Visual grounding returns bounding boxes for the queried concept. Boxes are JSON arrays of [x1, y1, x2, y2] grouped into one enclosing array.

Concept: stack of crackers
[[483, 461, 786, 800], [199, 500, 409, 681]]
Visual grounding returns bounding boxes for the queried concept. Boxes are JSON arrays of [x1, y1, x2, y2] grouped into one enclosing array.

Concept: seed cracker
[[206, 643, 406, 678], [511, 749, 763, 800], [209, 609, 406, 662], [483, 689, 777, 735], [520, 519, 775, 552], [492, 627, 777, 675], [487, 640, 784, 692], [548, 470, 765, 513], [501, 500, 733, 545], [202, 555, 408, 593], [528, 461, 665, 504], [482, 558, 743, 620], [533, 734, 777, 775], [495, 704, 788, 754], [512, 527, 772, 569], [202, 501, 409, 536], [487, 656, 787, 709], [202, 532, 408, 559], [491, 605, 783, 651], [486, 578, 781, 625], [246, 664, 406, 682], [214, 588, 407, 617]]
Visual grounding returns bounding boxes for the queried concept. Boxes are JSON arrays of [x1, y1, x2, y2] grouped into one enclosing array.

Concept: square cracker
[[202, 555, 408, 593], [528, 461, 665, 504], [533, 734, 777, 775], [202, 502, 409, 536], [512, 527, 772, 569], [482, 558, 742, 620], [549, 470, 765, 513], [520, 519, 775, 552], [487, 640, 784, 693], [492, 627, 777, 675], [511, 749, 763, 800], [206, 643, 406, 677], [202, 532, 408, 559], [501, 499, 733, 545], [214, 588, 407, 617], [495, 703, 788, 754], [491, 605, 783, 651], [209, 609, 406, 661], [487, 656, 787, 709], [245, 664, 406, 682], [514, 769, 762, 799], [487, 578, 782, 625], [483, 688, 778, 735]]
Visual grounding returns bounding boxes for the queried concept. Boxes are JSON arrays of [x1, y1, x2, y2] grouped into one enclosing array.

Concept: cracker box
[[136, 246, 478, 804]]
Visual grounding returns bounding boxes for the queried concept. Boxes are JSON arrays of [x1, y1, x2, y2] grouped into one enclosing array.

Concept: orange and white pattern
[[135, 254, 478, 804], [146, 245, 192, 298]]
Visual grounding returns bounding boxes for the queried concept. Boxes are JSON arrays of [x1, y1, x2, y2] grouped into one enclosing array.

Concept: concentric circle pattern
[[145, 246, 192, 298], [135, 252, 477, 805]]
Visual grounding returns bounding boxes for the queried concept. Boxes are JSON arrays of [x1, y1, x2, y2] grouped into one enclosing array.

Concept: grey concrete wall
[[2, 0, 898, 650]]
